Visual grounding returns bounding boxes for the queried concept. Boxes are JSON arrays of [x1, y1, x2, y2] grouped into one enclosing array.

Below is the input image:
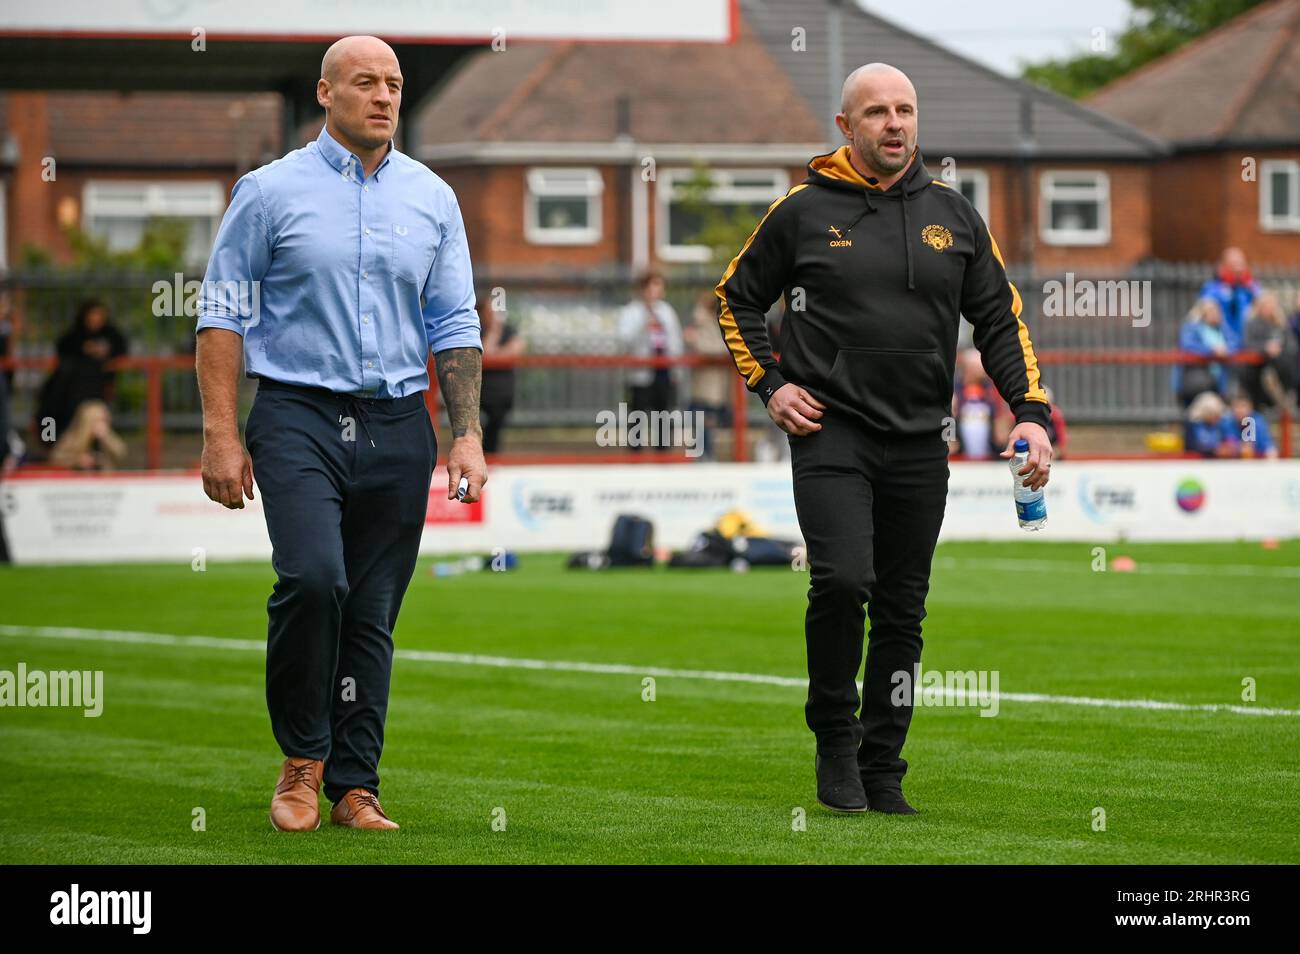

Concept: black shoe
[[864, 782, 919, 815], [815, 754, 868, 813]]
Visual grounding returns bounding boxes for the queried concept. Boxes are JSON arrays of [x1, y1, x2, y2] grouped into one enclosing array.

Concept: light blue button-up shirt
[[196, 125, 480, 398]]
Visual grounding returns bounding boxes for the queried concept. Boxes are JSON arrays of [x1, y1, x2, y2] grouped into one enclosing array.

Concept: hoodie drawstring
[[843, 186, 915, 291], [901, 197, 915, 291], [844, 189, 876, 235]]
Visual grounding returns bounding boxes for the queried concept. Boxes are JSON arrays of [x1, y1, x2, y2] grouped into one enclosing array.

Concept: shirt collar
[[316, 125, 396, 182]]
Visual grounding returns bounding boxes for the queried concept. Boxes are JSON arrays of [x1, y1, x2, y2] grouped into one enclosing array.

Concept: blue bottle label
[[1016, 496, 1047, 522]]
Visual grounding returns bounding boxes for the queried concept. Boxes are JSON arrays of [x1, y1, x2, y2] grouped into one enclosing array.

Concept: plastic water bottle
[[1009, 438, 1047, 530]]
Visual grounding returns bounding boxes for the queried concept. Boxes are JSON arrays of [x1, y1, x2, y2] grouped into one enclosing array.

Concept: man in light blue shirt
[[195, 121, 481, 397], [195, 35, 486, 833]]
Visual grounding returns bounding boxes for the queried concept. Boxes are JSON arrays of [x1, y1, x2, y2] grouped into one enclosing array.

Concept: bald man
[[196, 36, 486, 831], [717, 64, 1052, 814]]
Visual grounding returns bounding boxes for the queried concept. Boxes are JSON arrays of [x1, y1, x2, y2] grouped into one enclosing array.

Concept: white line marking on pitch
[[2, 624, 1296, 718], [933, 556, 1300, 578]]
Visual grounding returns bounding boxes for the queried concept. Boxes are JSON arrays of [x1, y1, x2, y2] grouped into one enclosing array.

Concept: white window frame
[[657, 167, 788, 263], [1260, 159, 1300, 232], [955, 168, 990, 223], [1039, 170, 1111, 246], [524, 167, 603, 245], [82, 180, 226, 262]]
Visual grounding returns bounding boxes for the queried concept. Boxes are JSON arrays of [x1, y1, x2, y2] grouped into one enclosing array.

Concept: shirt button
[[364, 228, 371, 235], [363, 316, 371, 325], [367, 361, 374, 369], [362, 271, 368, 279], [363, 185, 370, 192]]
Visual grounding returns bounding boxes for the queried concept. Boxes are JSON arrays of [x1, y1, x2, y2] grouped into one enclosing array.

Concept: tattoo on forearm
[[434, 347, 483, 439]]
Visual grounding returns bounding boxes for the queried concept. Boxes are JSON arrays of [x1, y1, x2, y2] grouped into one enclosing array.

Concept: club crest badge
[[921, 224, 953, 252]]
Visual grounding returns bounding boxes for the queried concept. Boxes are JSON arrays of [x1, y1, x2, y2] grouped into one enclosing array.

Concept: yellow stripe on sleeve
[[988, 231, 1049, 405], [714, 184, 809, 387]]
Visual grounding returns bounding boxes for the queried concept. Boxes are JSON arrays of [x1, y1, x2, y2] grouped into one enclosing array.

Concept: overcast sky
[[859, 0, 1135, 77]]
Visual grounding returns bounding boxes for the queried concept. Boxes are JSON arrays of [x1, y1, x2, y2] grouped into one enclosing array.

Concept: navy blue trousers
[[789, 412, 949, 786], [245, 378, 435, 804]]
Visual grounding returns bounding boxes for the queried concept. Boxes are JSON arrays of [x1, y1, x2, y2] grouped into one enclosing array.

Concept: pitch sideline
[[1, 624, 1295, 718]]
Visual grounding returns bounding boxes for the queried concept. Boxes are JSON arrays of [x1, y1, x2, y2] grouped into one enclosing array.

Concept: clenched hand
[[201, 433, 255, 509], [767, 383, 826, 436]]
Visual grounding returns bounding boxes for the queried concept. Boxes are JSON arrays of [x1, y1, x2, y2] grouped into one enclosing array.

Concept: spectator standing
[[479, 299, 524, 454], [1199, 247, 1259, 352], [36, 299, 129, 443], [617, 271, 683, 449], [950, 349, 1007, 459], [683, 289, 731, 460]]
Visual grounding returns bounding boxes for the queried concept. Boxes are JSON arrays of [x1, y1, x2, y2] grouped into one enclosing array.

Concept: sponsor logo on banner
[[1175, 478, 1206, 514], [1077, 476, 1137, 524], [512, 481, 576, 530]]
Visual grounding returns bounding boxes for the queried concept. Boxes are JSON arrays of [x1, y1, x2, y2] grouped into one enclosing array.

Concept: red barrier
[[0, 349, 1290, 467]]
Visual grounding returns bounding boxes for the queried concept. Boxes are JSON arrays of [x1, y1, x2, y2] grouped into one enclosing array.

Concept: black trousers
[[789, 412, 949, 786], [627, 376, 676, 451], [245, 378, 436, 804]]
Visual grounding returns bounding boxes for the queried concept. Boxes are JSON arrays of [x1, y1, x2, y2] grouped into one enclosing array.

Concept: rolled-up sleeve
[[422, 188, 481, 354], [196, 173, 272, 336]]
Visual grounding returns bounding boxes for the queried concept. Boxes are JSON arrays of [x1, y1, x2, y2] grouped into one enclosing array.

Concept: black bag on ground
[[667, 531, 732, 567], [608, 514, 655, 566]]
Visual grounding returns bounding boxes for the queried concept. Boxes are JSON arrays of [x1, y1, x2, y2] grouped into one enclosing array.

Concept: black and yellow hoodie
[[715, 146, 1050, 435]]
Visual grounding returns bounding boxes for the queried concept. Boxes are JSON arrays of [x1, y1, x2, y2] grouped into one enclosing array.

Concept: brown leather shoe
[[269, 757, 324, 832], [330, 788, 399, 830]]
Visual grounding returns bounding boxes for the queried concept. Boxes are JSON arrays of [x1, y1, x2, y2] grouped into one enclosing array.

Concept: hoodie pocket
[[825, 347, 952, 434]]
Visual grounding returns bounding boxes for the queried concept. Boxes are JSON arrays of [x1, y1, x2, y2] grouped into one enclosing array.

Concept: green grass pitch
[[1, 540, 1297, 864]]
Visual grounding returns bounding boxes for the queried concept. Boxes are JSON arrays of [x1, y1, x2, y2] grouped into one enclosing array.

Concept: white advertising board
[[5, 460, 1299, 565], [0, 1, 734, 42]]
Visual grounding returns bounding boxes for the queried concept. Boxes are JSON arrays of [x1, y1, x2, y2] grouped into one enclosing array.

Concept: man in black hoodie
[[716, 63, 1052, 815]]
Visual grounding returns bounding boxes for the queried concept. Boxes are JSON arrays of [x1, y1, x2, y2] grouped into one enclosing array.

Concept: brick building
[[1087, 0, 1300, 265], [7, 1, 1269, 278], [415, 19, 823, 281], [743, 0, 1164, 271], [0, 90, 280, 271], [409, 0, 1167, 280]]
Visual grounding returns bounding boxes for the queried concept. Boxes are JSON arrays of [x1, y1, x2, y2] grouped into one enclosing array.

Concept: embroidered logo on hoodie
[[921, 224, 953, 251]]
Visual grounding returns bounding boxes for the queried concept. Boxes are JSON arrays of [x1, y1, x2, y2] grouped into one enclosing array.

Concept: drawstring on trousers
[[339, 397, 376, 448]]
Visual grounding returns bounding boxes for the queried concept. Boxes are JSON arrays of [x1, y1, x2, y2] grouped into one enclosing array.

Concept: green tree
[[1021, 0, 1268, 99], [671, 164, 768, 272], [22, 217, 190, 272]]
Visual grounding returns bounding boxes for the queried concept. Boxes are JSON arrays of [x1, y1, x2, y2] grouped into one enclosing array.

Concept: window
[[1039, 171, 1110, 246], [83, 181, 226, 266], [658, 168, 788, 262], [955, 168, 990, 223], [525, 167, 603, 245], [1260, 160, 1300, 232]]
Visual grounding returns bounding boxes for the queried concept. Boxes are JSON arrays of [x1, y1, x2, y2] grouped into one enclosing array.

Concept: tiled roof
[[743, 0, 1164, 159], [1088, 0, 1300, 147], [39, 91, 281, 168], [415, 17, 824, 148]]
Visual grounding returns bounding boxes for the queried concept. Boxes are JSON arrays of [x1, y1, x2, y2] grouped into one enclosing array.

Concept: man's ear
[[834, 113, 852, 141], [316, 79, 330, 110]]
